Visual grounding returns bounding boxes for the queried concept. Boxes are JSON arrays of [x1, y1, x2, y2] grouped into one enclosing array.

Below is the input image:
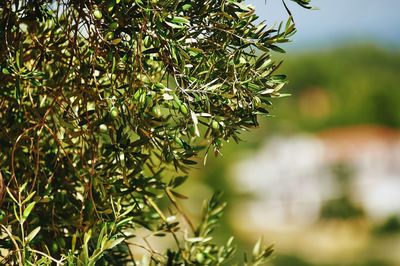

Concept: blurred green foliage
[[320, 196, 365, 220], [272, 253, 390, 266], [374, 215, 400, 236], [273, 45, 400, 131], [199, 44, 400, 266]]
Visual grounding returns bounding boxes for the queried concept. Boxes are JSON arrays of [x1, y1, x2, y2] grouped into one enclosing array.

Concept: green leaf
[[170, 190, 189, 199], [252, 236, 263, 258], [259, 88, 274, 95], [268, 45, 286, 53], [169, 176, 188, 188], [22, 191, 36, 205], [26, 226, 41, 242], [171, 16, 190, 25], [182, 4, 192, 11], [104, 237, 125, 250], [0, 0, 311, 263], [165, 21, 186, 29], [22, 202, 36, 223], [190, 111, 201, 137], [84, 229, 92, 245], [96, 225, 108, 250], [111, 38, 122, 44], [116, 217, 133, 227], [1, 68, 10, 74]]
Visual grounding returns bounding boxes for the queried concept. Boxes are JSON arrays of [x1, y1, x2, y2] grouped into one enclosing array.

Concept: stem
[[28, 248, 65, 265], [0, 224, 23, 265], [18, 189, 26, 263]]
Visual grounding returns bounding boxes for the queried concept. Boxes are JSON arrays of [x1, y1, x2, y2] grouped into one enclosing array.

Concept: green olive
[[154, 83, 164, 90], [93, 9, 102, 20], [196, 253, 205, 263], [107, 1, 115, 12], [182, 4, 192, 11], [99, 124, 108, 133], [151, 106, 162, 118], [143, 36, 152, 48], [110, 22, 119, 30], [51, 242, 59, 254], [110, 108, 118, 119], [211, 120, 219, 130], [179, 103, 188, 115]]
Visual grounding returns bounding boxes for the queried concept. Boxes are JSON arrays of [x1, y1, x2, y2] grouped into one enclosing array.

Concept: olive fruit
[[110, 107, 118, 119], [211, 120, 219, 130], [99, 124, 108, 133], [50, 242, 59, 254], [151, 106, 162, 118], [143, 36, 152, 48], [93, 9, 102, 20], [196, 253, 205, 263], [179, 103, 188, 115], [154, 83, 165, 90], [109, 22, 119, 30]]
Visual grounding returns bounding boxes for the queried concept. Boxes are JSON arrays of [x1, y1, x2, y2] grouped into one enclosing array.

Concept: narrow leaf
[[26, 226, 41, 242], [22, 202, 36, 223], [104, 237, 125, 250]]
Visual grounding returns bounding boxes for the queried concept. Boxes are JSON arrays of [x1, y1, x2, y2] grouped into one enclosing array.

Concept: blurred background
[[183, 1, 400, 265]]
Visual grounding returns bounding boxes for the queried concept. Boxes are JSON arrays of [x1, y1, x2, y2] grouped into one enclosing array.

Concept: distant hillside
[[269, 45, 400, 131]]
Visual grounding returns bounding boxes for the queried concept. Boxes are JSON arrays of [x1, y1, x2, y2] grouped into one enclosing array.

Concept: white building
[[232, 125, 400, 229]]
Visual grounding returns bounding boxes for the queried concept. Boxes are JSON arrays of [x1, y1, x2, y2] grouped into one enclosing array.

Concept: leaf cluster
[[0, 0, 310, 264]]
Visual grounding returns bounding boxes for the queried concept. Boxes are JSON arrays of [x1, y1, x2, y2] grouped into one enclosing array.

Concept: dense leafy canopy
[[0, 0, 310, 264]]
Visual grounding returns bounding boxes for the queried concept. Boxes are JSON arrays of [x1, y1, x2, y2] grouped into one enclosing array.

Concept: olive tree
[[0, 0, 311, 264]]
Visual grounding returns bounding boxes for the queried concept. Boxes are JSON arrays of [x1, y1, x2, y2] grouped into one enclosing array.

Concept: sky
[[246, 0, 400, 51]]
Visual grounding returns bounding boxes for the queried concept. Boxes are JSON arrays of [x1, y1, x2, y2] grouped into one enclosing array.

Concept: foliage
[[373, 215, 400, 236], [192, 45, 400, 266], [275, 45, 400, 131], [0, 0, 310, 264]]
